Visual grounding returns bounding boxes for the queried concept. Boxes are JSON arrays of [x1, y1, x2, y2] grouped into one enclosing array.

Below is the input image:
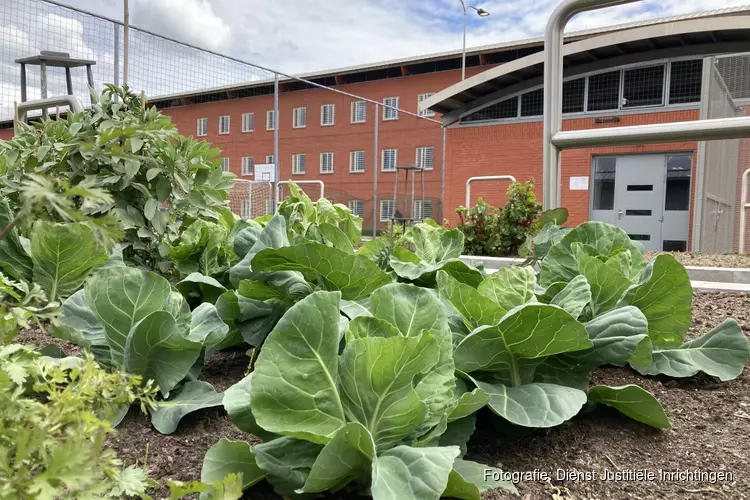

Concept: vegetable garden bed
[[17, 292, 750, 499]]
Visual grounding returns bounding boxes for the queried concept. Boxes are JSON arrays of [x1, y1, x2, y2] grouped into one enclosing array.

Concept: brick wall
[[444, 110, 700, 247], [0, 128, 13, 140]]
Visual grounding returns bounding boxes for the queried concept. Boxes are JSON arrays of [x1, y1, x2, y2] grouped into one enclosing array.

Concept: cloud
[[1, 0, 748, 121]]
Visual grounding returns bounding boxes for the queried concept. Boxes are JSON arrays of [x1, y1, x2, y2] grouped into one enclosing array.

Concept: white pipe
[[465, 175, 516, 207], [551, 116, 750, 149], [740, 168, 750, 254], [276, 180, 325, 204], [542, 0, 641, 210]]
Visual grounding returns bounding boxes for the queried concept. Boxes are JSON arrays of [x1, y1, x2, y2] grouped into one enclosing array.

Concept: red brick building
[[3, 8, 749, 252]]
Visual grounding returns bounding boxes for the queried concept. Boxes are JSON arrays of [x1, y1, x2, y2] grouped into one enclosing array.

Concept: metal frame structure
[[542, 0, 750, 213], [390, 165, 426, 235], [15, 95, 83, 124], [465, 175, 517, 207], [741, 167, 750, 254]]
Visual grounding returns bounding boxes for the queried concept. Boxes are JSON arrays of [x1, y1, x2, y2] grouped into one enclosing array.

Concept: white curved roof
[[423, 13, 750, 125]]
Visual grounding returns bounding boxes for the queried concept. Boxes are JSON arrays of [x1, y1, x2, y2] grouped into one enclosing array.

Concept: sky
[[1, 0, 749, 120]]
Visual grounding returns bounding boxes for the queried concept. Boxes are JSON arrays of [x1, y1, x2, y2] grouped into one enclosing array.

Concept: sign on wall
[[254, 164, 276, 182], [569, 176, 589, 191]]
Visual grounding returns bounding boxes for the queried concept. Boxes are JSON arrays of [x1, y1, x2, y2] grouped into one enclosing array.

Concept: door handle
[[617, 209, 623, 220]]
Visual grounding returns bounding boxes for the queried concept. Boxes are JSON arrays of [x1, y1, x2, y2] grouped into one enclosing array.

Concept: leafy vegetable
[[588, 385, 670, 429]]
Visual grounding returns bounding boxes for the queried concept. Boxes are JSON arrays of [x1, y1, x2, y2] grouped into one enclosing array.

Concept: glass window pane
[[463, 96, 518, 122], [669, 60, 703, 104], [665, 154, 692, 211], [562, 78, 585, 114], [622, 65, 665, 108], [587, 71, 620, 111], [592, 157, 616, 210], [520, 89, 543, 117]]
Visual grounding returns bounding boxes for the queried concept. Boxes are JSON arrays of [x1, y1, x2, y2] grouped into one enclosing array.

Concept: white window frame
[[380, 199, 395, 222], [349, 150, 366, 173], [241, 156, 254, 176], [266, 110, 277, 131], [221, 157, 230, 173], [381, 148, 398, 172], [265, 154, 275, 165], [414, 199, 433, 221], [292, 153, 306, 175], [242, 112, 254, 132], [383, 97, 399, 121], [293, 107, 307, 129], [418, 93, 435, 117], [416, 146, 434, 171], [349, 199, 364, 218], [219, 115, 230, 135], [320, 152, 334, 174], [321, 104, 335, 126], [351, 101, 366, 124], [197, 117, 208, 137], [241, 199, 251, 219]]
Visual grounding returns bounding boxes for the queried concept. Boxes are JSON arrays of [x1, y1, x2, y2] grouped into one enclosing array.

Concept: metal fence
[[695, 54, 750, 253], [1, 0, 445, 236]]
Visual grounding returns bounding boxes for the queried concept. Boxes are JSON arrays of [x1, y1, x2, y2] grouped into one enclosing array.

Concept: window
[[562, 78, 586, 114], [669, 60, 703, 104], [292, 153, 306, 174], [241, 200, 251, 219], [221, 158, 230, 173], [219, 115, 230, 134], [241, 156, 254, 176], [321, 104, 335, 126], [665, 154, 692, 211], [416, 147, 434, 171], [349, 199, 365, 218], [622, 65, 665, 108], [587, 71, 620, 111], [383, 97, 399, 120], [418, 93, 435, 117], [414, 199, 433, 221], [592, 157, 615, 210], [320, 152, 334, 174], [197, 117, 208, 136], [382, 149, 397, 171], [351, 101, 366, 123], [520, 89, 543, 117], [242, 112, 254, 132], [266, 110, 276, 130], [350, 150, 366, 173], [462, 96, 518, 122], [380, 199, 395, 222], [293, 107, 307, 128], [266, 154, 275, 165]]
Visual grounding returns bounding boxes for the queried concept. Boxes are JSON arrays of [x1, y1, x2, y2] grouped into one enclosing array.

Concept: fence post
[[273, 72, 280, 209], [372, 103, 379, 237], [441, 126, 446, 224]]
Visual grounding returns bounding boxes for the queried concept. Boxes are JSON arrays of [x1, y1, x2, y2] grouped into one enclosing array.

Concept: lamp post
[[460, 1, 490, 80]]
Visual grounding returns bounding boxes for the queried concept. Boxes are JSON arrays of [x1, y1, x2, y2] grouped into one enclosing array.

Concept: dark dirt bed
[[16, 292, 750, 500]]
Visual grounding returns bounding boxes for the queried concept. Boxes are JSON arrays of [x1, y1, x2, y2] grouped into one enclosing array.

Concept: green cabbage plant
[[203, 285, 516, 499]]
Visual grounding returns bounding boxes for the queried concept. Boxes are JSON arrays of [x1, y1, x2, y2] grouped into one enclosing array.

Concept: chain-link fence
[[694, 54, 749, 253], [1, 0, 446, 236]]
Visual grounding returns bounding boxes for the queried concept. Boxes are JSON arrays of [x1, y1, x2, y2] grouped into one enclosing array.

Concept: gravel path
[[644, 251, 750, 268]]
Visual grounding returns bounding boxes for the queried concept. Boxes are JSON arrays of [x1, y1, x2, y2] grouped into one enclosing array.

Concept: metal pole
[[20, 64, 27, 103], [411, 167, 416, 219], [441, 127, 446, 223], [740, 167, 750, 254], [40, 61, 48, 119], [114, 26, 120, 88], [273, 73, 280, 209], [461, 0, 467, 80], [123, 0, 129, 85], [542, 0, 639, 210], [373, 103, 379, 237]]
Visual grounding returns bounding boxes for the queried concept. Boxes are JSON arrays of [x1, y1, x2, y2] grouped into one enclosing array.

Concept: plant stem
[[0, 214, 22, 241]]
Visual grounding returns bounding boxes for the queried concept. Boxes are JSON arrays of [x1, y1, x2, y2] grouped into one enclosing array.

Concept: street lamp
[[460, 1, 490, 81]]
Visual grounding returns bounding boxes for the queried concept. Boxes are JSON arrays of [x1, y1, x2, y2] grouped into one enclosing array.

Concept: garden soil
[[16, 292, 750, 500]]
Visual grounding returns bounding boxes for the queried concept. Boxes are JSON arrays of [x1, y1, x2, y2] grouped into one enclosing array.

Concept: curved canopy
[[423, 15, 750, 125]]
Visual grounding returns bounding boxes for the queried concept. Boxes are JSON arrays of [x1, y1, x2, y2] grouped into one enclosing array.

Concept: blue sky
[[1, 0, 748, 120]]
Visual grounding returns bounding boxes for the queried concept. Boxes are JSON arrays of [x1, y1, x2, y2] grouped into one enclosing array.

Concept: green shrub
[[453, 180, 541, 257], [0, 85, 234, 275]]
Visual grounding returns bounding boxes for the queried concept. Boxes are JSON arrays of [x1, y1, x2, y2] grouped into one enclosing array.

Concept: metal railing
[[465, 175, 517, 207], [542, 0, 750, 212]]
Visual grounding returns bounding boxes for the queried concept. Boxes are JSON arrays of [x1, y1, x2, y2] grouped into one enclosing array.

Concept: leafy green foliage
[[0, 344, 156, 499], [453, 181, 542, 257], [1, 85, 234, 275]]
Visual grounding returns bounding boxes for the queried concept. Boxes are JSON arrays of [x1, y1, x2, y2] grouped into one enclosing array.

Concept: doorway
[[589, 153, 692, 252]]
